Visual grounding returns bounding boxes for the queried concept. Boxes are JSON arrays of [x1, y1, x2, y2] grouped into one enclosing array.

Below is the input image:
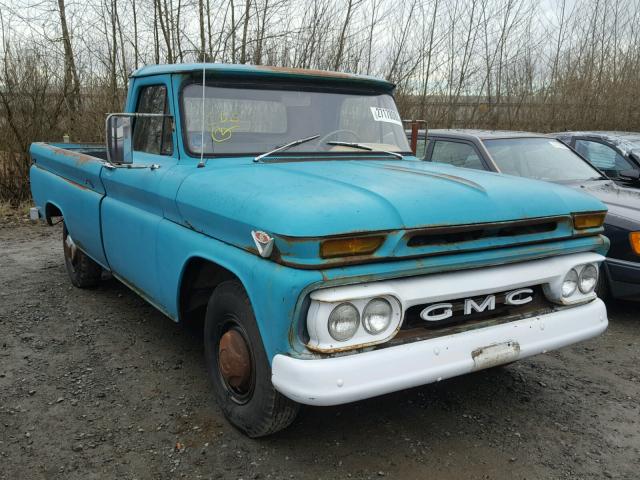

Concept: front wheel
[[204, 280, 300, 437], [63, 223, 102, 288]]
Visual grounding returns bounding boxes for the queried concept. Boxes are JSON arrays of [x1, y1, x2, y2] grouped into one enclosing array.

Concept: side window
[[133, 85, 173, 155], [574, 140, 632, 176], [415, 138, 429, 159], [431, 140, 484, 170]]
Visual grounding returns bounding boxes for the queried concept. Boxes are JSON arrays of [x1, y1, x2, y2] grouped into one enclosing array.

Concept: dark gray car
[[553, 131, 640, 188], [408, 129, 640, 301]]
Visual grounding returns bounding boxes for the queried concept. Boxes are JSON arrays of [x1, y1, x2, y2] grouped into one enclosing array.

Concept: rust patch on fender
[[42, 143, 102, 166], [61, 175, 89, 191]]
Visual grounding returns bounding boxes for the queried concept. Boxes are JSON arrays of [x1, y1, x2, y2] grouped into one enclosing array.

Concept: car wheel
[[63, 223, 102, 288], [204, 280, 300, 437]]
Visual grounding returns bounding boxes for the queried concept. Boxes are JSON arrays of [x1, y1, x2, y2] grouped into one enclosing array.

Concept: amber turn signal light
[[320, 235, 385, 258], [630, 232, 640, 255], [573, 212, 606, 230]]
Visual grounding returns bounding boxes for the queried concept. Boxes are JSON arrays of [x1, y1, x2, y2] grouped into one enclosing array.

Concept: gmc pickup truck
[[30, 63, 610, 437]]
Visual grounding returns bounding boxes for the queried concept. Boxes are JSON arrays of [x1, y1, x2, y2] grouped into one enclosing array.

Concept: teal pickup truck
[[30, 63, 610, 437]]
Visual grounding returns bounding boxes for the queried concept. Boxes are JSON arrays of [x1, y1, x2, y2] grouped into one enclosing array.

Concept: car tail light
[[630, 232, 640, 255]]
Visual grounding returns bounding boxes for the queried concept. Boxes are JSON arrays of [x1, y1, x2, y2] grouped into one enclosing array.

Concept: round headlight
[[562, 269, 579, 297], [579, 263, 598, 293], [362, 298, 393, 335], [328, 303, 360, 341]]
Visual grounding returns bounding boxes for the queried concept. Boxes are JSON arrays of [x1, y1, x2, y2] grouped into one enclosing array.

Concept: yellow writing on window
[[211, 112, 240, 143]]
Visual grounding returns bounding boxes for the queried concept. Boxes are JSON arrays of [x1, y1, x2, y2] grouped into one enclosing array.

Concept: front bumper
[[272, 299, 607, 406], [605, 257, 640, 300]]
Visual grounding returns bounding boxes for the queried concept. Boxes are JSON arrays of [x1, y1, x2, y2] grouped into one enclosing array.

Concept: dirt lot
[[1, 222, 639, 480]]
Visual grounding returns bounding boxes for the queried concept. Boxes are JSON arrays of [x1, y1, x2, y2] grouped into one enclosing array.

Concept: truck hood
[[175, 159, 606, 265]]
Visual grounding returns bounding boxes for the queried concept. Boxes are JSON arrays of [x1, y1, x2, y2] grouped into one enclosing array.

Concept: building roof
[[131, 63, 394, 90]]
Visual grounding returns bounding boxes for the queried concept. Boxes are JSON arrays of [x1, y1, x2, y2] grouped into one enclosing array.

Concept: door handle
[[103, 162, 161, 170]]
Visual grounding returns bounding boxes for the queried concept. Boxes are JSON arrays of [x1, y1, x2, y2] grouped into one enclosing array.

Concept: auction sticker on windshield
[[371, 107, 402, 126]]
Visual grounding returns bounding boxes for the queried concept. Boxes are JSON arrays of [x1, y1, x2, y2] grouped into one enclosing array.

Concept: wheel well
[[179, 258, 239, 326], [45, 203, 63, 225]]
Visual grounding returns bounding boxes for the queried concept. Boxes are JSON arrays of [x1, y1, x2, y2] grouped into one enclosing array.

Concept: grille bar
[[407, 219, 559, 248]]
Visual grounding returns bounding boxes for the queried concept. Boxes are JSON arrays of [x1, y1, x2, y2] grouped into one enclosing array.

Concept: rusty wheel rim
[[218, 323, 254, 403]]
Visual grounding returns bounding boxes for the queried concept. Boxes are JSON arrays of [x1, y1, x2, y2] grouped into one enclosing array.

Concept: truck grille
[[380, 285, 557, 349], [407, 219, 559, 247]]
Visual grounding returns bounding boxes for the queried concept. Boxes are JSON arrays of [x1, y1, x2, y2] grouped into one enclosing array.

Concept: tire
[[63, 223, 102, 288], [204, 280, 300, 437]]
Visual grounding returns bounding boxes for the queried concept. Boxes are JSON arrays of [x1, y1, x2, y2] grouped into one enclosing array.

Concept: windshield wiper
[[254, 135, 320, 162], [326, 141, 403, 160]]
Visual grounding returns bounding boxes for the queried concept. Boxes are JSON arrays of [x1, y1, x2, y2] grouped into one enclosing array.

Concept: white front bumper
[[272, 299, 607, 406]]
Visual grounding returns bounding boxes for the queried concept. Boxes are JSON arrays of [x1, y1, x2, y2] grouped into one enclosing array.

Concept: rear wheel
[[204, 280, 299, 437], [63, 223, 102, 288]]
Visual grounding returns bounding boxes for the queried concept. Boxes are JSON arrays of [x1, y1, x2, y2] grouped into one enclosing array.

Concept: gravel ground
[[1, 222, 639, 480]]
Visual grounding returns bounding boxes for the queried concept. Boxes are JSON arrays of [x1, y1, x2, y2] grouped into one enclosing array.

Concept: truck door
[[100, 79, 178, 310]]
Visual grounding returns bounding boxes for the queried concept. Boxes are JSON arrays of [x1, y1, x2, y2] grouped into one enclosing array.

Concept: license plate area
[[471, 341, 520, 370]]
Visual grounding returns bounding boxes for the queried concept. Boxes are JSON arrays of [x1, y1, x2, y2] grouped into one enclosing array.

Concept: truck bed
[[29, 141, 110, 267]]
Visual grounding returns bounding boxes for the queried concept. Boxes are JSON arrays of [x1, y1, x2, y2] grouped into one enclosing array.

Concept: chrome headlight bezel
[[543, 262, 601, 305], [306, 295, 402, 353]]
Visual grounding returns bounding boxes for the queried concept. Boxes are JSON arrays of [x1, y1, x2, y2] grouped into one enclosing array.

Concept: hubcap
[[218, 328, 252, 395]]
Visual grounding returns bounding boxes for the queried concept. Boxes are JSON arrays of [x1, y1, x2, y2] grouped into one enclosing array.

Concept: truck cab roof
[[131, 63, 395, 91]]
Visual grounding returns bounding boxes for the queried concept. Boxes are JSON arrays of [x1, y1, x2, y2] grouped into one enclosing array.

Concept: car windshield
[[182, 83, 410, 156], [483, 137, 604, 182]]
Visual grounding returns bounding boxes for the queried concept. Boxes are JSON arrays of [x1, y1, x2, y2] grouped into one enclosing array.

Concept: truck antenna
[[197, 63, 207, 168]]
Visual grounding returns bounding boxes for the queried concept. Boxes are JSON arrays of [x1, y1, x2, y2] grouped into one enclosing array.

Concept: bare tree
[[57, 0, 81, 125], [2, 0, 640, 202]]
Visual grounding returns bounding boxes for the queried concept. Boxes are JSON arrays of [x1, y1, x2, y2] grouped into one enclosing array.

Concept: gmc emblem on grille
[[420, 288, 534, 322]]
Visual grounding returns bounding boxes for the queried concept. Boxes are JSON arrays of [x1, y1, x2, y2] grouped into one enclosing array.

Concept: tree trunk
[[240, 0, 251, 63], [333, 0, 354, 71], [56, 0, 81, 128]]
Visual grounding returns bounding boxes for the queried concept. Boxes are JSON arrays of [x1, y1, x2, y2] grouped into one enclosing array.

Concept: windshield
[[182, 83, 410, 156], [483, 138, 604, 182]]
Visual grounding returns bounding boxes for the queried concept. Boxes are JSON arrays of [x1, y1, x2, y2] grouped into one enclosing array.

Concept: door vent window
[[133, 85, 173, 155]]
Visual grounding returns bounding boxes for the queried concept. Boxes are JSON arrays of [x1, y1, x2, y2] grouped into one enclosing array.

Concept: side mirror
[[105, 112, 173, 166], [106, 114, 133, 165]]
